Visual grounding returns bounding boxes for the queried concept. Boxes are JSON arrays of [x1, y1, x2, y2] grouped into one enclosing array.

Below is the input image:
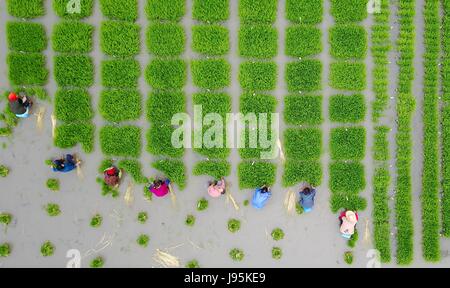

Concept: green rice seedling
[[193, 160, 231, 179], [239, 0, 277, 24], [45, 203, 61, 217], [197, 198, 209, 211], [137, 234, 150, 247], [147, 127, 184, 158], [7, 53, 48, 86], [329, 162, 365, 193], [52, 22, 93, 53], [100, 0, 138, 21], [185, 260, 200, 268], [331, 195, 367, 213], [152, 159, 186, 190], [330, 0, 367, 23], [90, 256, 104, 268], [0, 166, 10, 177], [330, 127, 366, 161], [41, 241, 54, 257], [147, 91, 186, 124], [243, 200, 249, 206], [99, 89, 142, 122], [100, 126, 141, 158], [272, 247, 282, 260], [228, 219, 241, 233], [271, 228, 284, 241], [238, 161, 276, 189], [185, 215, 196, 227], [193, 0, 229, 22], [147, 23, 185, 57], [330, 62, 366, 91], [145, 0, 185, 21], [118, 159, 147, 184], [239, 25, 278, 58], [138, 212, 148, 224], [90, 214, 102, 228], [191, 59, 231, 89], [7, 22, 47, 53], [7, 0, 45, 18], [54, 123, 95, 153], [286, 0, 323, 24], [229, 248, 244, 261], [239, 93, 277, 114], [0, 213, 12, 226], [146, 59, 187, 90], [373, 126, 390, 161], [284, 95, 322, 125], [373, 167, 391, 262], [329, 94, 366, 123], [46, 179, 59, 191], [0, 243, 11, 257], [282, 160, 322, 187], [192, 25, 229, 56], [54, 89, 94, 122], [143, 186, 153, 201], [286, 60, 322, 92], [284, 128, 322, 161], [239, 61, 277, 91], [296, 203, 304, 215], [330, 25, 367, 59], [54, 55, 94, 87], [344, 251, 353, 264], [53, 0, 94, 19], [101, 21, 140, 57], [347, 230, 359, 248], [101, 59, 140, 88], [286, 25, 321, 57]]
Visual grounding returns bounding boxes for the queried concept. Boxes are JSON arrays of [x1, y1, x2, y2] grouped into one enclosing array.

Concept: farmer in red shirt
[[103, 166, 122, 188]]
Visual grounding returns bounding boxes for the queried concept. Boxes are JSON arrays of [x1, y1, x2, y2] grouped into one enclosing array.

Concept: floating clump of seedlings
[[138, 212, 148, 224], [0, 213, 12, 226], [272, 247, 282, 260], [90, 256, 104, 268], [344, 251, 353, 265], [41, 241, 55, 257], [46, 178, 59, 191], [271, 228, 285, 241], [347, 230, 358, 248], [296, 203, 304, 215], [243, 200, 249, 206], [0, 243, 11, 257], [143, 186, 153, 202], [229, 248, 244, 261], [137, 234, 150, 247], [197, 198, 209, 211], [185, 260, 200, 268], [45, 203, 61, 217], [227, 219, 241, 233], [185, 215, 196, 227], [0, 165, 9, 177], [90, 214, 103, 228]]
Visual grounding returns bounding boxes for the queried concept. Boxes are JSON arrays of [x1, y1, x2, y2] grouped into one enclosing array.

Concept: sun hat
[[8, 92, 18, 102], [345, 210, 357, 223]]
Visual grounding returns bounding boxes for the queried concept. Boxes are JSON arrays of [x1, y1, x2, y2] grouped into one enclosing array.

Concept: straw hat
[[345, 211, 357, 223]]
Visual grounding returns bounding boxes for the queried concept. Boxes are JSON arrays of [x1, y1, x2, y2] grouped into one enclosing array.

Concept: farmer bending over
[[51, 154, 78, 173], [208, 177, 226, 198], [148, 178, 171, 198], [339, 210, 358, 239], [8, 92, 33, 118], [104, 166, 122, 188], [251, 185, 272, 209], [299, 184, 316, 213]]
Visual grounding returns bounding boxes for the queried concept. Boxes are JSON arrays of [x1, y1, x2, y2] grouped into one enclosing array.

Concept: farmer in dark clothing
[[8, 92, 32, 118], [103, 166, 122, 188], [51, 154, 78, 173], [299, 185, 316, 213]]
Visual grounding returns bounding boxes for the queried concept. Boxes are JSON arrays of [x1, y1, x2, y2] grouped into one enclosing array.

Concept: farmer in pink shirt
[[207, 178, 226, 198], [148, 179, 171, 198]]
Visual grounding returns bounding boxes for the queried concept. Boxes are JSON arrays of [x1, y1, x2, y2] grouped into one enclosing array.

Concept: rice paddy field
[[1, 0, 450, 268]]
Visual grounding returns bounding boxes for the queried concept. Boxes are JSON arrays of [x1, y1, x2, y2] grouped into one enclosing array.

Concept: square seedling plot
[[239, 0, 277, 24], [329, 94, 366, 123], [54, 123, 95, 153], [99, 89, 142, 122], [330, 194, 367, 213], [7, 22, 47, 53], [147, 127, 184, 158], [330, 127, 366, 161], [100, 126, 142, 158], [145, 0, 185, 21], [146, 59, 186, 90], [330, 0, 368, 23], [330, 62, 366, 91], [286, 0, 323, 24], [52, 22, 93, 53], [284, 95, 322, 125], [54, 55, 94, 88], [147, 23, 185, 57], [117, 159, 147, 184], [191, 59, 231, 89], [147, 91, 186, 124], [54, 89, 94, 122], [193, 160, 231, 179], [239, 25, 278, 59], [101, 21, 140, 57], [329, 161, 365, 193], [286, 25, 322, 58], [330, 25, 367, 59], [7, 0, 45, 18], [101, 59, 140, 88], [192, 25, 229, 56], [53, 0, 94, 19], [283, 160, 322, 187], [193, 0, 230, 22], [286, 60, 322, 92], [100, 0, 138, 21], [7, 53, 48, 86], [239, 61, 277, 91], [284, 128, 322, 161], [152, 159, 186, 189], [238, 161, 277, 189]]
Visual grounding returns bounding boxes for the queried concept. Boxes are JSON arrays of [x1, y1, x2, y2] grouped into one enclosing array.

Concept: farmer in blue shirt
[[51, 154, 78, 173], [299, 185, 316, 213], [252, 185, 272, 209]]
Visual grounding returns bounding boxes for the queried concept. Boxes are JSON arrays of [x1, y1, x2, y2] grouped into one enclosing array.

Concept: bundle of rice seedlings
[[153, 249, 180, 268]]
